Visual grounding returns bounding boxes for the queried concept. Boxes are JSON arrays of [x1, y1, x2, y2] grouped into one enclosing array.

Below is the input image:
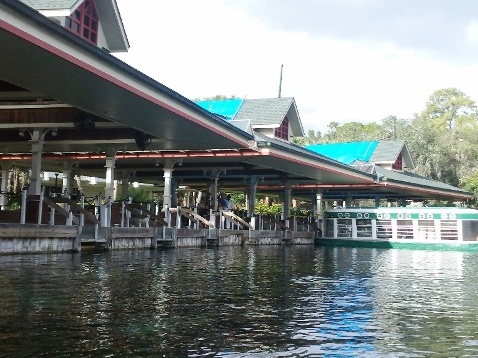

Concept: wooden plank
[[179, 208, 214, 228], [128, 203, 168, 226]]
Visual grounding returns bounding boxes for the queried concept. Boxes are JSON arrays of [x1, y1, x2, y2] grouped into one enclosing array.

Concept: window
[[356, 219, 372, 238], [392, 153, 403, 170], [376, 220, 392, 239], [65, 0, 99, 45], [275, 116, 289, 140]]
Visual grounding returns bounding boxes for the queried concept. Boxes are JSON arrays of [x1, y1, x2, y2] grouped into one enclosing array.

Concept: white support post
[[104, 157, 116, 202], [80, 194, 85, 227], [49, 204, 55, 225], [67, 210, 73, 226], [38, 186, 45, 225], [176, 207, 181, 229], [121, 199, 125, 227], [0, 167, 8, 210], [20, 189, 27, 224], [163, 168, 172, 210], [164, 204, 170, 228], [29, 134, 44, 196]]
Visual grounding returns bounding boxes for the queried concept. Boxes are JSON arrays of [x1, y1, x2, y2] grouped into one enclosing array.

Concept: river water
[[0, 246, 477, 357]]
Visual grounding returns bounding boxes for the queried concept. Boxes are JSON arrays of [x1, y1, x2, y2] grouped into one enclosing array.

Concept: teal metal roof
[[305, 141, 378, 165], [195, 99, 243, 120]]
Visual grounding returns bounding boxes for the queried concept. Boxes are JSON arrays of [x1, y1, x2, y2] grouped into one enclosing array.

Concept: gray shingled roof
[[369, 140, 404, 163], [19, 0, 78, 10], [234, 97, 294, 125], [359, 164, 471, 196], [234, 97, 304, 136]]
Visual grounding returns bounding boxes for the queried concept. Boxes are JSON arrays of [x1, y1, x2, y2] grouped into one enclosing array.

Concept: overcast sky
[[114, 0, 478, 133]]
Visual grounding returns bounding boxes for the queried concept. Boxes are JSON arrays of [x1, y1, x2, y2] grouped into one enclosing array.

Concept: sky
[[114, 0, 478, 134]]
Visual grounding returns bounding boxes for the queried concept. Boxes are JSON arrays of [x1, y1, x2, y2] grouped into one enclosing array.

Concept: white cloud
[[115, 0, 478, 134]]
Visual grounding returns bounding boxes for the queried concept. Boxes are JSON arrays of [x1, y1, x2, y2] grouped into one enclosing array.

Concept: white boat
[[317, 207, 478, 251]]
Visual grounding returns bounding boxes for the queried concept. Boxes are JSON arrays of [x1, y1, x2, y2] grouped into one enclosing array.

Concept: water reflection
[[0, 247, 477, 357]]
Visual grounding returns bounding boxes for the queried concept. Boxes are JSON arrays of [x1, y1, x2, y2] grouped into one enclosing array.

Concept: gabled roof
[[195, 97, 305, 138], [234, 97, 304, 137], [19, 0, 129, 52]]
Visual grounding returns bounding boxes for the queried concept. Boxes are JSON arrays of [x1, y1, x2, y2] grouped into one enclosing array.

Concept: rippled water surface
[[1, 246, 478, 357]]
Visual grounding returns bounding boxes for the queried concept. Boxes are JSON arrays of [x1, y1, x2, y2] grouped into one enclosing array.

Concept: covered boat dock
[[0, 0, 473, 253]]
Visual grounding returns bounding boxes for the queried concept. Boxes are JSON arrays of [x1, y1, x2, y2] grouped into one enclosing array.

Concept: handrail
[[124, 203, 168, 227], [170, 207, 215, 228], [222, 211, 253, 229], [51, 197, 100, 224], [43, 197, 79, 225]]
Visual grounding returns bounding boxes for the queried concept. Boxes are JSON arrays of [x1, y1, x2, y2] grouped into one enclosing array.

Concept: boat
[[316, 207, 478, 251]]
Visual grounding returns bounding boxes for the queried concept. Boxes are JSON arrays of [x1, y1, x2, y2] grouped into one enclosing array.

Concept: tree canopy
[[294, 87, 478, 205]]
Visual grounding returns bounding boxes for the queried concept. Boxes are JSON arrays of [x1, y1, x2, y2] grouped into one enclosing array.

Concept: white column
[[62, 169, 72, 195], [0, 166, 8, 210], [209, 170, 219, 211], [29, 136, 44, 196], [315, 191, 323, 217], [316, 191, 324, 234], [163, 168, 172, 209], [104, 156, 116, 201]]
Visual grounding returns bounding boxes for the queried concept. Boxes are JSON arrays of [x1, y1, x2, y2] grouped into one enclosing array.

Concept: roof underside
[[0, 0, 253, 151]]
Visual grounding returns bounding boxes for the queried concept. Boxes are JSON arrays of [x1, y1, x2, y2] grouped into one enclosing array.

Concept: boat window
[[337, 219, 352, 238], [397, 220, 414, 239], [440, 220, 458, 240], [356, 219, 372, 238], [417, 220, 436, 240], [326, 220, 334, 237], [377, 220, 392, 239]]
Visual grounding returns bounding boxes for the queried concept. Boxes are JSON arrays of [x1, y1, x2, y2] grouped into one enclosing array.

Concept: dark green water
[[0, 246, 477, 357]]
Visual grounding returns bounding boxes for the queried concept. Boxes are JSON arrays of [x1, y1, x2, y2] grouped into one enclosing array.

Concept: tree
[[406, 88, 478, 187], [292, 129, 322, 145], [194, 94, 238, 101], [322, 121, 387, 143]]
